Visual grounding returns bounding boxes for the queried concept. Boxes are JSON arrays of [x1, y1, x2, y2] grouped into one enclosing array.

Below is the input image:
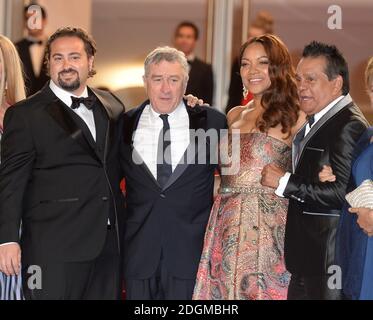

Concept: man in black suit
[[261, 41, 369, 299], [15, 4, 49, 96], [174, 21, 214, 105], [120, 46, 226, 300], [0, 27, 125, 299]]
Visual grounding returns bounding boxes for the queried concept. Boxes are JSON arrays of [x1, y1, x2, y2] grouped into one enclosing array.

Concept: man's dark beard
[[57, 69, 81, 91]]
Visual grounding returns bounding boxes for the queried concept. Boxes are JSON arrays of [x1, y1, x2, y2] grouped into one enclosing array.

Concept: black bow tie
[[70, 96, 96, 110], [28, 39, 43, 45]]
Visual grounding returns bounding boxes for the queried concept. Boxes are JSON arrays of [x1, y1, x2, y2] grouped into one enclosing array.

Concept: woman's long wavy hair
[[0, 35, 26, 106], [240, 34, 299, 137]]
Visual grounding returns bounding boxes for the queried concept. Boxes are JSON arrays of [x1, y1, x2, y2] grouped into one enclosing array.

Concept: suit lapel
[[92, 104, 108, 161], [25, 42, 36, 79], [292, 123, 307, 171], [89, 89, 110, 160], [294, 95, 353, 170], [46, 97, 101, 163], [162, 101, 207, 191], [91, 87, 124, 120], [123, 101, 146, 145], [44, 85, 105, 163]]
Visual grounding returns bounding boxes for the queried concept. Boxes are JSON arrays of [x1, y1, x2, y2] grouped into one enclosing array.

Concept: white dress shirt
[[49, 80, 96, 141], [133, 102, 190, 179], [275, 95, 345, 197]]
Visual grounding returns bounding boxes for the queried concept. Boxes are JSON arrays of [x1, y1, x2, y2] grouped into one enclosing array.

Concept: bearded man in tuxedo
[[0, 27, 125, 300]]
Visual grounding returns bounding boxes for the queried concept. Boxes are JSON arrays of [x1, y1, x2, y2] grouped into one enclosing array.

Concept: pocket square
[[345, 179, 373, 209]]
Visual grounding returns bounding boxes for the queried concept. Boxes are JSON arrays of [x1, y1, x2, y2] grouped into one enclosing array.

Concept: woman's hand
[[318, 165, 336, 182], [349, 207, 373, 236], [184, 94, 207, 107]]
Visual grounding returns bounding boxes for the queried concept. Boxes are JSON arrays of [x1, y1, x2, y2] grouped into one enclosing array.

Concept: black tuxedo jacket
[[15, 38, 49, 96], [0, 84, 125, 264], [187, 58, 214, 105], [284, 95, 369, 276], [120, 100, 227, 279]]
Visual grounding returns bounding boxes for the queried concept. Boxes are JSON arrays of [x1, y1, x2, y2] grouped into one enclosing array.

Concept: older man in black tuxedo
[[261, 41, 369, 300], [121, 46, 226, 300]]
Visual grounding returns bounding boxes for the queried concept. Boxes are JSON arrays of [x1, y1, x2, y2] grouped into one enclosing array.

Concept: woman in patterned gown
[[193, 34, 305, 300], [0, 35, 26, 300]]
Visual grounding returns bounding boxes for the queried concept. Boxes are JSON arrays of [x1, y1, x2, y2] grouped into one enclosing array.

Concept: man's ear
[[88, 56, 94, 72], [333, 75, 343, 95]]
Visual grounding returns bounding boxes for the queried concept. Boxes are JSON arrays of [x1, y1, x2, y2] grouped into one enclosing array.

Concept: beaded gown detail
[[193, 133, 291, 300]]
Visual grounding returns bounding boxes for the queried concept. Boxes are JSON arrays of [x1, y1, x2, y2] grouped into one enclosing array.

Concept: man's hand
[[261, 163, 285, 189], [184, 94, 207, 107], [0, 243, 21, 276], [319, 165, 336, 182], [349, 207, 373, 236]]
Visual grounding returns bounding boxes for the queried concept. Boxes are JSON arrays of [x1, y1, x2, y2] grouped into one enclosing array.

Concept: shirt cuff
[[0, 242, 18, 247], [275, 172, 291, 198]]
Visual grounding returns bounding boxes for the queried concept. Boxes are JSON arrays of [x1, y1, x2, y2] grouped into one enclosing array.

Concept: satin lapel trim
[[92, 103, 108, 161], [292, 123, 307, 171], [91, 88, 114, 119], [131, 146, 160, 189], [295, 94, 353, 170], [90, 89, 113, 158], [124, 101, 148, 145], [91, 87, 124, 120], [162, 103, 207, 191], [46, 98, 101, 163]]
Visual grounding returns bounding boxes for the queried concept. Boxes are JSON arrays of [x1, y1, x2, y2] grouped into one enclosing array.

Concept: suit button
[[102, 197, 109, 201], [160, 193, 166, 199]]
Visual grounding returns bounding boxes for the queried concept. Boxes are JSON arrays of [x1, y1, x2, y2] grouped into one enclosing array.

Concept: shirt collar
[[26, 36, 46, 44], [148, 100, 186, 122], [186, 53, 195, 62], [313, 95, 345, 124], [49, 80, 88, 108]]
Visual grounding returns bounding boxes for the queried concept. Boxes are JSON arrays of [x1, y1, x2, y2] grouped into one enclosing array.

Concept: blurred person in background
[[174, 21, 214, 105], [15, 3, 49, 96]]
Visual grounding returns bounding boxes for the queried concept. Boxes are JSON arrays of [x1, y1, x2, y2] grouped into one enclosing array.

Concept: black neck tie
[[294, 114, 315, 164], [157, 114, 172, 188], [307, 114, 315, 128], [70, 96, 96, 110]]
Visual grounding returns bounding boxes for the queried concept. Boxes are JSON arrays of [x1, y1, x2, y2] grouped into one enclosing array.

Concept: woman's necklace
[[245, 102, 256, 112]]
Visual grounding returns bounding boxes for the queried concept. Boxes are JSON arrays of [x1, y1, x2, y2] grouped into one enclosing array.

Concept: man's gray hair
[[144, 46, 189, 82]]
